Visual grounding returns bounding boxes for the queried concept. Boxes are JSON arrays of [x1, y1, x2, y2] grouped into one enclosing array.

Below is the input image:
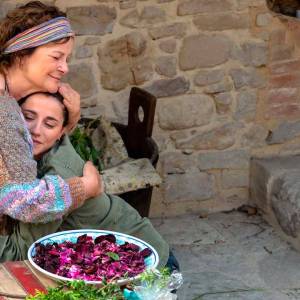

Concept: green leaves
[[138, 267, 171, 289], [70, 125, 104, 172], [26, 269, 174, 300], [106, 252, 120, 261], [26, 280, 124, 300]]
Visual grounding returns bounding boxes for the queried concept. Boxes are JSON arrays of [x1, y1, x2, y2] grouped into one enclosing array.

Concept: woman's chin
[[47, 85, 59, 93], [45, 81, 60, 93], [33, 152, 43, 160]]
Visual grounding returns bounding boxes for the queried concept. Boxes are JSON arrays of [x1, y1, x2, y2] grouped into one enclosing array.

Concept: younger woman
[[18, 92, 174, 269]]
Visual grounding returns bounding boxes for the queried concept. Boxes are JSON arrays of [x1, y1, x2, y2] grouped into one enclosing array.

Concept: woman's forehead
[[22, 94, 64, 113], [40, 38, 74, 53]]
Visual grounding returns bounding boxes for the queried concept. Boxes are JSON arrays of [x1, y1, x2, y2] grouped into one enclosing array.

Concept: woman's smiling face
[[21, 93, 66, 159], [21, 38, 74, 93]]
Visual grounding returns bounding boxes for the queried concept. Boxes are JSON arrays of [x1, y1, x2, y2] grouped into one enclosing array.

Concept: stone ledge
[[250, 155, 300, 250]]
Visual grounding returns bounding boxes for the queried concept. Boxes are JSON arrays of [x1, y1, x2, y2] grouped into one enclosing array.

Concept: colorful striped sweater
[[0, 93, 85, 224]]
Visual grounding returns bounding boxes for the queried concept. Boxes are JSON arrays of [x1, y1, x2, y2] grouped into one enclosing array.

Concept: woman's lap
[[0, 193, 171, 269]]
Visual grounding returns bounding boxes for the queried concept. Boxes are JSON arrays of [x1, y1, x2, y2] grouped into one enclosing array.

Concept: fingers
[[59, 83, 81, 132], [59, 83, 80, 107], [82, 161, 103, 198]]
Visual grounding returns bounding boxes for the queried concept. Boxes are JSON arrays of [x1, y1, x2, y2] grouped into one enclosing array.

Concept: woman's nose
[[58, 60, 69, 74], [29, 122, 41, 135]]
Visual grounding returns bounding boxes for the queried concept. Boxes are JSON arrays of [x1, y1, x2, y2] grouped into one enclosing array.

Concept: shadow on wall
[[267, 0, 300, 17]]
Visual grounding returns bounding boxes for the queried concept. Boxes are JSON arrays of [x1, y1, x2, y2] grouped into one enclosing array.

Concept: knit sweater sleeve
[[0, 95, 85, 223]]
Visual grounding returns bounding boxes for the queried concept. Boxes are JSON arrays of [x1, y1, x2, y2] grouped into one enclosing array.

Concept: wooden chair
[[80, 87, 159, 217], [113, 87, 159, 217]]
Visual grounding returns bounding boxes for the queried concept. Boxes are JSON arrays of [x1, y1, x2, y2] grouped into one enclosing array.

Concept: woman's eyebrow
[[22, 109, 36, 115], [45, 116, 60, 122], [51, 50, 64, 55], [22, 109, 60, 122]]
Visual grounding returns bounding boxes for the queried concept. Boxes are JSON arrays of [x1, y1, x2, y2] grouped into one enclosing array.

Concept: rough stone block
[[158, 39, 177, 54], [256, 12, 272, 27], [144, 76, 190, 98], [66, 6, 116, 36], [194, 12, 249, 31], [214, 92, 233, 114], [229, 68, 266, 89], [198, 150, 250, 170], [240, 124, 268, 148], [272, 171, 300, 238], [270, 28, 286, 45], [250, 156, 300, 212], [270, 59, 300, 75], [163, 170, 215, 203], [148, 22, 187, 39], [120, 10, 139, 28], [250, 156, 300, 250], [157, 94, 214, 130], [265, 88, 300, 120], [64, 63, 97, 99], [160, 151, 197, 175], [194, 69, 224, 87], [172, 122, 237, 151], [177, 0, 234, 16], [157, 0, 175, 3], [270, 45, 294, 62], [75, 45, 93, 59], [140, 6, 166, 25], [232, 41, 268, 67], [203, 78, 233, 94], [119, 0, 136, 9], [234, 90, 257, 122], [179, 34, 232, 70], [98, 32, 152, 91], [266, 120, 300, 144], [155, 56, 177, 78], [221, 170, 249, 189], [270, 73, 300, 88]]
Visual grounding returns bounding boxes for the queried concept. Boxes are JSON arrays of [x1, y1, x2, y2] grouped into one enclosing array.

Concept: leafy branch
[[70, 121, 104, 172], [25, 268, 173, 300], [138, 267, 170, 289], [26, 280, 124, 300]]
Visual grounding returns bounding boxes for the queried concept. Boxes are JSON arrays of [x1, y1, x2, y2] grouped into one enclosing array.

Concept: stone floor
[[151, 211, 300, 300]]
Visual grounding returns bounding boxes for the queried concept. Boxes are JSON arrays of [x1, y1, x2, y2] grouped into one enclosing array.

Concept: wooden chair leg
[[120, 187, 153, 218]]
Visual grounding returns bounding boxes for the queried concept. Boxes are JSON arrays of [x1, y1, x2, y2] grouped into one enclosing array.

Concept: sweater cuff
[[67, 177, 86, 210]]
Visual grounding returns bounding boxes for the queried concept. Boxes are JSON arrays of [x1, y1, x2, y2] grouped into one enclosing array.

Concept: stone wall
[[3, 0, 300, 217]]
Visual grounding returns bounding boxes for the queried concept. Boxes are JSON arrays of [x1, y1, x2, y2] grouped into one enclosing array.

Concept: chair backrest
[[128, 87, 156, 138], [126, 87, 157, 160]]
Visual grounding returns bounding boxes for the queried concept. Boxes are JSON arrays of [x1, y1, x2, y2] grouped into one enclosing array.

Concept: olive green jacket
[[0, 136, 169, 267]]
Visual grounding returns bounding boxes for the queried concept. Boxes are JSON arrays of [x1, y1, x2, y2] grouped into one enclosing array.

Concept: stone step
[[250, 155, 300, 250]]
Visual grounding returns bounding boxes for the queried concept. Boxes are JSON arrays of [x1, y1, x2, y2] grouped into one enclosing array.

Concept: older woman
[[17, 91, 172, 269], [0, 1, 102, 260]]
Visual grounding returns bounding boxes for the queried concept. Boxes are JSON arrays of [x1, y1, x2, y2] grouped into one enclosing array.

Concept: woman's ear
[[57, 128, 66, 141]]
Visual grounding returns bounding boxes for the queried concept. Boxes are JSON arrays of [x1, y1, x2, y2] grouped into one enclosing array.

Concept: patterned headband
[[3, 17, 74, 54]]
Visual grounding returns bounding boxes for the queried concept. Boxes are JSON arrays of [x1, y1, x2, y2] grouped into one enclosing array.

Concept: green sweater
[[0, 135, 169, 268]]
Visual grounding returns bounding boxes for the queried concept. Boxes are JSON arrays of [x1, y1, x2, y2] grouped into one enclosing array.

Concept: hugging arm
[[0, 96, 86, 223]]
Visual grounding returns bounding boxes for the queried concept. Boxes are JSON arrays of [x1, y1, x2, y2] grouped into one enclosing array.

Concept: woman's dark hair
[[0, 1, 68, 73], [19, 92, 69, 126]]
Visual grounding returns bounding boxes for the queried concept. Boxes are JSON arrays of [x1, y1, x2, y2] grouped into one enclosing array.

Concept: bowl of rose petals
[[28, 229, 159, 285]]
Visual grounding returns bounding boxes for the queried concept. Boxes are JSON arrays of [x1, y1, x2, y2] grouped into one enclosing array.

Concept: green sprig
[[70, 125, 104, 172], [26, 280, 124, 300], [137, 267, 171, 289]]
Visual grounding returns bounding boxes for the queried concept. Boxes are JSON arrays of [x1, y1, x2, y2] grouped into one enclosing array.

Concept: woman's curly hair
[[0, 1, 66, 74]]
